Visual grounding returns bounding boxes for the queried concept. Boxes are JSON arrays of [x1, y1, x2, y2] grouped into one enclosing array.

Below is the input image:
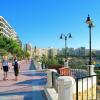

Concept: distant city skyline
[[0, 0, 100, 49], [32, 45, 100, 60]]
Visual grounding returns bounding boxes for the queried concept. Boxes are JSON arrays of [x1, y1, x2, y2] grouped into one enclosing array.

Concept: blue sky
[[0, 0, 100, 49]]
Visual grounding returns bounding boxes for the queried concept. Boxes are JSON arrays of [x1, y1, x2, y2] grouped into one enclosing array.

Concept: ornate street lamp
[[86, 14, 94, 75], [86, 14, 94, 65], [60, 33, 72, 61]]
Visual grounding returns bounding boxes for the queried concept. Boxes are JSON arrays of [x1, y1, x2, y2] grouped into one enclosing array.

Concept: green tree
[[25, 51, 30, 59], [0, 49, 8, 56], [41, 56, 59, 67], [0, 33, 25, 59], [0, 34, 6, 48]]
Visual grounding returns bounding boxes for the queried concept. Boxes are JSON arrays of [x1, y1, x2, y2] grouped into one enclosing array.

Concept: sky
[[0, 0, 100, 49]]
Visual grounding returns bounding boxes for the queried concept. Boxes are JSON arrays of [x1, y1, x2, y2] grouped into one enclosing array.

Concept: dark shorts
[[14, 67, 19, 76], [3, 66, 8, 72]]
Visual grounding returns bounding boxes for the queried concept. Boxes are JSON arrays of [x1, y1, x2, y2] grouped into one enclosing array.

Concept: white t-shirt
[[2, 60, 8, 66]]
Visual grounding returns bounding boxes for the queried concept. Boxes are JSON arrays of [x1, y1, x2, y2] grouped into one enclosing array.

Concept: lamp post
[[60, 33, 72, 61], [86, 15, 94, 65], [86, 14, 94, 75]]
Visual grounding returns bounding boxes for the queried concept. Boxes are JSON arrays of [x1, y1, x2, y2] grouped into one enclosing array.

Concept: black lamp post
[[86, 15, 94, 65], [60, 33, 72, 61], [86, 15, 94, 75]]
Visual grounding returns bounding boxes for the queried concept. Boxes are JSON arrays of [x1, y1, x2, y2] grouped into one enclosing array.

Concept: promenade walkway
[[0, 60, 47, 100]]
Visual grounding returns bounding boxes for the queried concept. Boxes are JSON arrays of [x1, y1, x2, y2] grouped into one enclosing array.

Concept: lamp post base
[[87, 65, 95, 75], [64, 61, 68, 68]]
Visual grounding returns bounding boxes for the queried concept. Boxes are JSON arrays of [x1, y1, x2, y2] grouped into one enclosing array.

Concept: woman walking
[[1, 56, 9, 80], [13, 57, 20, 81]]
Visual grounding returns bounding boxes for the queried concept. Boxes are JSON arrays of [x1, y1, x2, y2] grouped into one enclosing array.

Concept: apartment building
[[33, 47, 48, 59], [0, 16, 18, 40], [48, 47, 58, 58], [74, 47, 85, 57]]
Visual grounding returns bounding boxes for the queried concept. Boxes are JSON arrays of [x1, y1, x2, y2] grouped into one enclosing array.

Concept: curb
[[44, 87, 58, 100], [0, 95, 24, 100], [0, 95, 33, 100]]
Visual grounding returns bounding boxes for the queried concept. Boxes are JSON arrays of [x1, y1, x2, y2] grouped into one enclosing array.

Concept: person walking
[[1, 56, 9, 80], [12, 57, 20, 81]]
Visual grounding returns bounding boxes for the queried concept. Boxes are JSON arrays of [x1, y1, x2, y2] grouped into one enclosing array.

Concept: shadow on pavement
[[0, 90, 47, 100], [15, 78, 47, 86], [23, 90, 47, 100]]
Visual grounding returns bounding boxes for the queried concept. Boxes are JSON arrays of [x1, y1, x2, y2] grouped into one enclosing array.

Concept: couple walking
[[1, 56, 19, 81]]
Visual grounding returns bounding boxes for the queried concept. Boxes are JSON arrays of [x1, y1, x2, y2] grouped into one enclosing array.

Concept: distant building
[[32, 47, 48, 60], [60, 48, 66, 56], [68, 48, 75, 56], [57, 49, 61, 55], [83, 49, 97, 57], [34, 47, 40, 59], [74, 48, 80, 56], [79, 47, 85, 56], [74, 47, 85, 57], [95, 50, 100, 56], [41, 48, 48, 58], [33, 47, 58, 59], [48, 47, 58, 58], [85, 49, 89, 56], [24, 43, 32, 57]]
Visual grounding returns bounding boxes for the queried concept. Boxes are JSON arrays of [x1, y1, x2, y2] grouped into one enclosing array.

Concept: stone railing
[[57, 65, 97, 100], [46, 69, 58, 88], [46, 65, 97, 100]]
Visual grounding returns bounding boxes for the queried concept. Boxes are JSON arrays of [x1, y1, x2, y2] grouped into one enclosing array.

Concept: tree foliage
[[25, 51, 30, 59], [0, 33, 27, 59], [40, 55, 59, 68], [0, 49, 8, 56]]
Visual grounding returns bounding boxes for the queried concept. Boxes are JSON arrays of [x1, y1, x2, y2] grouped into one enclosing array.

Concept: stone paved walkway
[[0, 60, 47, 100]]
